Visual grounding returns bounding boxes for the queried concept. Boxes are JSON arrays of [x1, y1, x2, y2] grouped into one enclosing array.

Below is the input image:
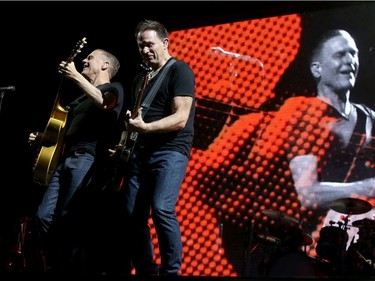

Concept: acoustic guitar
[[32, 37, 87, 186]]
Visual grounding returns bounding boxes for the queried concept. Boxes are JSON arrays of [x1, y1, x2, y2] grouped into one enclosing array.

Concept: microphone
[[0, 85, 15, 92]]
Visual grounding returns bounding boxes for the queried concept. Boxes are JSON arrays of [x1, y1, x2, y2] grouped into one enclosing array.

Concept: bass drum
[[316, 226, 348, 261], [267, 251, 316, 278]]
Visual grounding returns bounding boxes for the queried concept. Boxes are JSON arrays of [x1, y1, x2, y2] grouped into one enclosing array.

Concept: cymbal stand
[[0, 86, 16, 114], [370, 231, 375, 272], [337, 213, 351, 276]]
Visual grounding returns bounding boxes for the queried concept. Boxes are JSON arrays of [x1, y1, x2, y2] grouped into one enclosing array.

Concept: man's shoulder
[[99, 81, 123, 91], [173, 58, 193, 69], [353, 102, 375, 120], [282, 96, 324, 109]]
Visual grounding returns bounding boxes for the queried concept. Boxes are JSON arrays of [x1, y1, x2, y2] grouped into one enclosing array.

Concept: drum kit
[[252, 209, 315, 277], [256, 197, 375, 277], [259, 210, 313, 253], [316, 198, 372, 263]]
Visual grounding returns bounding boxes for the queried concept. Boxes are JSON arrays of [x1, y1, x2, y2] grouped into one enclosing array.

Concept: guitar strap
[[140, 58, 177, 117]]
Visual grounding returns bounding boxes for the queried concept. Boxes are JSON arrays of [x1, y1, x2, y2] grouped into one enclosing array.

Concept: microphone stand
[[0, 90, 5, 114], [241, 220, 254, 276], [0, 86, 16, 114]]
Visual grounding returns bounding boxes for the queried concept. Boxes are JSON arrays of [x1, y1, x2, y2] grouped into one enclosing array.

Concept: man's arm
[[290, 155, 375, 208], [127, 96, 193, 134]]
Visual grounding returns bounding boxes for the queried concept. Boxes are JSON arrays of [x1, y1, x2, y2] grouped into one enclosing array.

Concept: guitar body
[[32, 37, 87, 187], [32, 104, 68, 186], [106, 131, 139, 191], [120, 131, 139, 162]]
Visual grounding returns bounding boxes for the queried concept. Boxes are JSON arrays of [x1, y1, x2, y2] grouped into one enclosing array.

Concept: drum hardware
[[251, 233, 282, 255], [255, 234, 281, 246], [354, 249, 374, 268], [328, 219, 351, 229], [248, 232, 283, 278], [332, 217, 351, 232]]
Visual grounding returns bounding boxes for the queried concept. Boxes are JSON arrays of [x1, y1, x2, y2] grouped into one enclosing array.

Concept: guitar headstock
[[67, 37, 88, 63]]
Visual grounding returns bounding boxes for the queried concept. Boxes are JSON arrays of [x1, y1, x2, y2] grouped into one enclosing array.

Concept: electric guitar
[[32, 37, 87, 186], [120, 65, 151, 162], [108, 66, 151, 190]]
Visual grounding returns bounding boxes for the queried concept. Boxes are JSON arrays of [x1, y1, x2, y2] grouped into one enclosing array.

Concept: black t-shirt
[[130, 58, 195, 158], [64, 81, 124, 159]]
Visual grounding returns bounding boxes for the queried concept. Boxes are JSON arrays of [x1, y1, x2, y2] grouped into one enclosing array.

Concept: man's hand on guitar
[[125, 110, 132, 122], [108, 144, 124, 158], [127, 108, 147, 133], [28, 132, 41, 147], [58, 61, 80, 80]]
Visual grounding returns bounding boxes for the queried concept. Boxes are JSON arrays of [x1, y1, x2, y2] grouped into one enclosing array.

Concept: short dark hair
[[310, 29, 351, 64], [97, 49, 120, 79], [134, 19, 168, 40]]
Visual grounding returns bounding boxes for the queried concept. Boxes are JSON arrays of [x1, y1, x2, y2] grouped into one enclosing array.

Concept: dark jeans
[[125, 148, 189, 276], [34, 151, 94, 273]]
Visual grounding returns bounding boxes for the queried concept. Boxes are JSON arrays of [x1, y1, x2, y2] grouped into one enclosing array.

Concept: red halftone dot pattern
[[170, 15, 301, 110], [146, 14, 303, 276]]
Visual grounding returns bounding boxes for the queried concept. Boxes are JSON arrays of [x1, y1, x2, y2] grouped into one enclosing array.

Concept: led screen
[[145, 2, 375, 277]]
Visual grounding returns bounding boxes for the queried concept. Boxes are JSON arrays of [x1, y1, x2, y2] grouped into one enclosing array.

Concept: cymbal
[[329, 198, 372, 215], [352, 218, 375, 228], [262, 210, 299, 224]]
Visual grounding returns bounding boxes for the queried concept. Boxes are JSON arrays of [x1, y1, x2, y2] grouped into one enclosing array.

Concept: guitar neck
[[48, 38, 88, 120], [132, 71, 150, 117]]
